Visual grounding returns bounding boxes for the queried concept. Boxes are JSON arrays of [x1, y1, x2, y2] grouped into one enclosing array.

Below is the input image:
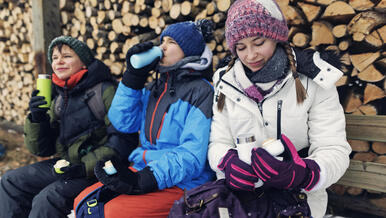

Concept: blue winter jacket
[[108, 47, 215, 191]]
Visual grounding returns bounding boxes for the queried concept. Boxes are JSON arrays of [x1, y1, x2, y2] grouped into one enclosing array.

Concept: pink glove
[[218, 149, 259, 192], [251, 134, 320, 191]]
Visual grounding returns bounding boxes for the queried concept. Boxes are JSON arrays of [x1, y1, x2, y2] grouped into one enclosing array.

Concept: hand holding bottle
[[122, 42, 162, 90]]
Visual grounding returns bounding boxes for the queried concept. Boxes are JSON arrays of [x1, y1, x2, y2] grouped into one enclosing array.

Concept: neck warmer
[[234, 45, 289, 103], [244, 45, 288, 83], [52, 69, 88, 89]]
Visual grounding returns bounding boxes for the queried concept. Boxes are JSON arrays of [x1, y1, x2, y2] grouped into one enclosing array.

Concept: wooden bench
[[328, 114, 386, 217]]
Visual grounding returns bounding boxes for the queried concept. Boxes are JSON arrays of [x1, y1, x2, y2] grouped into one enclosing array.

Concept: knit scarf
[[52, 69, 88, 89], [234, 46, 288, 102]]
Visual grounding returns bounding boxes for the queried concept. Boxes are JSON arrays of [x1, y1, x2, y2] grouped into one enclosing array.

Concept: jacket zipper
[[60, 84, 69, 146], [149, 72, 169, 144]]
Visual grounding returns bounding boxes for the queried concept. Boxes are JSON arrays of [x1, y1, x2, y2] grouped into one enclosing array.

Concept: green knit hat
[[47, 36, 94, 66]]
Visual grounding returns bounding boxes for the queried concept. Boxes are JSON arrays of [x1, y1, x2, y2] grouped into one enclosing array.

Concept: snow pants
[[0, 158, 96, 218]]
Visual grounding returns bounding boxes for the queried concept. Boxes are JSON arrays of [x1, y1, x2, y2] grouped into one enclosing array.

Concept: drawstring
[[169, 73, 175, 96], [153, 70, 160, 97]]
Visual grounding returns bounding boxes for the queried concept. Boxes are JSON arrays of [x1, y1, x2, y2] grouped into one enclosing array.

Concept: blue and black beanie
[[47, 35, 95, 66], [160, 19, 213, 57]]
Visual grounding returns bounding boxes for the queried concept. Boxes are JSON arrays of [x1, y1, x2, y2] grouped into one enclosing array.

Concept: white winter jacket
[[208, 56, 352, 218]]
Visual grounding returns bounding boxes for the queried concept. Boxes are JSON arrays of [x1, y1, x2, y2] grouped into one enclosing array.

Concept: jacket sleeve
[[207, 70, 236, 179], [24, 105, 58, 157], [145, 86, 213, 190], [103, 83, 139, 160], [108, 82, 146, 133], [306, 85, 351, 191], [81, 83, 139, 177]]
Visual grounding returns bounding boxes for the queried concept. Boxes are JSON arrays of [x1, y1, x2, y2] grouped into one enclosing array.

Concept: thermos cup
[[36, 74, 52, 108], [130, 46, 163, 69]]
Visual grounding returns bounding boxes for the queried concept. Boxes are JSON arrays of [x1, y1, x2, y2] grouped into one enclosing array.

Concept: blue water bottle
[[130, 46, 163, 69]]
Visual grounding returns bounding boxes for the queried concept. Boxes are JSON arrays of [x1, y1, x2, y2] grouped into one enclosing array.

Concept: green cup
[[36, 74, 52, 108]]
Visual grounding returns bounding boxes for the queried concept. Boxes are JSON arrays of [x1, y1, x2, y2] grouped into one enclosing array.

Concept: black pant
[[0, 158, 96, 218]]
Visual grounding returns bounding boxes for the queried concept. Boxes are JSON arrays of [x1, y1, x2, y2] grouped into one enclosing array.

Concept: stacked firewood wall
[[0, 0, 34, 125]]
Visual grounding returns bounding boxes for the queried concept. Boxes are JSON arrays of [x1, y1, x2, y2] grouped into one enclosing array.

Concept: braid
[[217, 56, 237, 112], [283, 43, 307, 104]]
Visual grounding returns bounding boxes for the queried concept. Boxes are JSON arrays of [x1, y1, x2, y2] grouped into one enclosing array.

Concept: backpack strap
[[54, 82, 115, 121], [54, 95, 63, 119], [85, 82, 106, 121]]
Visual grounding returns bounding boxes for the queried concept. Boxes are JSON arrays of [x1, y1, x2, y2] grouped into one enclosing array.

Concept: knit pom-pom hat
[[47, 36, 95, 66], [160, 19, 213, 57], [225, 0, 289, 56]]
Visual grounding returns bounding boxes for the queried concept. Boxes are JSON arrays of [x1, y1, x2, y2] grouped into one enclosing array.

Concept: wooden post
[[31, 0, 61, 74]]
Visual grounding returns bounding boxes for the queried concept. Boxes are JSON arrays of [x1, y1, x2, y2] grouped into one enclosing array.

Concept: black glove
[[29, 90, 49, 122], [53, 163, 86, 180], [94, 158, 158, 194], [294, 47, 342, 79], [122, 41, 160, 90]]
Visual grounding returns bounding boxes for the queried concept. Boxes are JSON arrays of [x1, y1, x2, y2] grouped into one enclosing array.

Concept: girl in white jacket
[[208, 0, 352, 217]]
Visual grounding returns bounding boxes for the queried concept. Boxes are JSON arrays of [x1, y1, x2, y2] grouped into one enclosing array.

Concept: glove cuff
[[301, 159, 320, 191], [137, 167, 158, 193], [121, 69, 148, 90], [29, 111, 49, 123]]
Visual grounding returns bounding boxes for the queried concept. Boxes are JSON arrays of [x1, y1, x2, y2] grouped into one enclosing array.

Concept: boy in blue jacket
[[75, 20, 215, 217]]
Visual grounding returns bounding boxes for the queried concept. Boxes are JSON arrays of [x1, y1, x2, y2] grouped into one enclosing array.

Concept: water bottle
[[261, 138, 284, 161], [36, 74, 52, 108], [236, 134, 264, 188], [130, 46, 163, 69]]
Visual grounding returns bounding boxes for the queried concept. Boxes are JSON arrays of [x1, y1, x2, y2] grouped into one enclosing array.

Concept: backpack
[[168, 179, 311, 218], [168, 179, 248, 218], [54, 82, 115, 121], [75, 185, 119, 218]]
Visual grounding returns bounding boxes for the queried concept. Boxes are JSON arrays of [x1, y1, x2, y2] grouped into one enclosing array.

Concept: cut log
[[353, 152, 377, 162], [374, 155, 386, 164], [310, 21, 335, 46], [348, 139, 370, 152], [161, 0, 173, 13], [363, 83, 386, 104], [344, 91, 362, 113], [350, 51, 381, 72], [335, 75, 348, 87], [364, 29, 383, 48], [358, 64, 385, 83], [348, 11, 386, 42], [280, 5, 305, 25], [322, 1, 355, 22], [216, 0, 232, 12], [297, 2, 322, 23], [338, 40, 351, 51], [169, 4, 182, 20], [292, 32, 310, 48], [357, 104, 378, 115], [349, 0, 377, 11], [332, 24, 348, 38], [372, 142, 386, 155]]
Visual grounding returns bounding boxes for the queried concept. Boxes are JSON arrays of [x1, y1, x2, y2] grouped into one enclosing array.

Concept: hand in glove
[[251, 134, 320, 191], [29, 90, 49, 122], [218, 149, 259, 192], [94, 158, 158, 194], [53, 162, 86, 180], [122, 41, 160, 90]]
